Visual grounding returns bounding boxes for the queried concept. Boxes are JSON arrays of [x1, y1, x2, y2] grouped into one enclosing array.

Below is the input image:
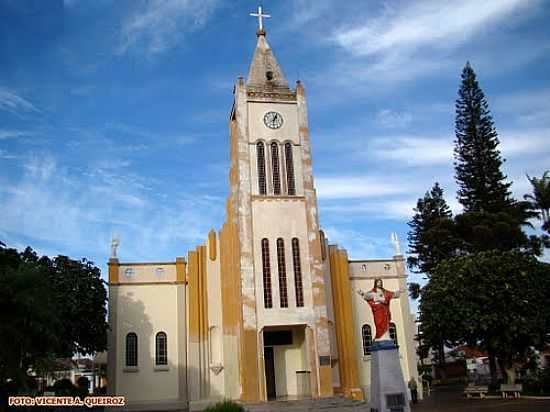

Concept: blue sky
[[1, 0, 549, 288]]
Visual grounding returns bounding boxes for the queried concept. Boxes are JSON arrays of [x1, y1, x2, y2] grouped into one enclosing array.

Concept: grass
[[203, 399, 246, 412]]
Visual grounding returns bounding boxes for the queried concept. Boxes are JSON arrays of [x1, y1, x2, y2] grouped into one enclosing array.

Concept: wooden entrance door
[[264, 346, 276, 399]]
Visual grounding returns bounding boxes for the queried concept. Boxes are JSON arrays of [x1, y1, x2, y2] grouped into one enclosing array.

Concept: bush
[[203, 400, 245, 412], [53, 379, 77, 396], [519, 366, 550, 395]]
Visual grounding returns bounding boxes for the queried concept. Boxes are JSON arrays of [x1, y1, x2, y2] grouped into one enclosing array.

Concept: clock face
[[263, 111, 283, 129]]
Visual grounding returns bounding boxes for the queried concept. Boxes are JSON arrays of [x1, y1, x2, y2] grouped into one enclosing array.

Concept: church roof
[[246, 30, 289, 91]]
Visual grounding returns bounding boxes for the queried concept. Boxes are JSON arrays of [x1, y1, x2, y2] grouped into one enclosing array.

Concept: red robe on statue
[[367, 288, 395, 339]]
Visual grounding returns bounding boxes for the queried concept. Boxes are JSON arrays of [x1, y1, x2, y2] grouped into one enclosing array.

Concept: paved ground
[[412, 385, 550, 412], [245, 386, 550, 411]]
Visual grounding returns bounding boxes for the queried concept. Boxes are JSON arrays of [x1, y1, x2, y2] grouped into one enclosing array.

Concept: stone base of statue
[[369, 340, 410, 412]]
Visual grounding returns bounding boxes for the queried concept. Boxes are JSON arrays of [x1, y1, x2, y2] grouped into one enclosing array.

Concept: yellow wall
[[112, 283, 185, 403]]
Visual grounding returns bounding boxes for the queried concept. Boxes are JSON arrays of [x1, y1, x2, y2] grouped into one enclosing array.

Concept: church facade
[[107, 25, 419, 411]]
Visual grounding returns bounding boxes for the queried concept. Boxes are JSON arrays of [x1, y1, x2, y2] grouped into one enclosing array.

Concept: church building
[[107, 14, 419, 411]]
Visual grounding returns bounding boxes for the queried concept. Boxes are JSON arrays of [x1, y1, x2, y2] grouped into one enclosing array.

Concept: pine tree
[[453, 62, 541, 254], [407, 182, 458, 276], [454, 62, 512, 213]]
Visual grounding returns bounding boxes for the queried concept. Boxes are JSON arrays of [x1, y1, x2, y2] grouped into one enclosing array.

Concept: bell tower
[[219, 9, 333, 402]]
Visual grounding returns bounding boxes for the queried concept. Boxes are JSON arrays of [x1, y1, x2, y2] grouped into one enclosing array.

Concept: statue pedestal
[[369, 340, 410, 412]]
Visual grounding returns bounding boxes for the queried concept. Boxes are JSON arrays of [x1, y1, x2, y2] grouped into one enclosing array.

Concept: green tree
[[453, 62, 540, 255], [407, 183, 459, 369], [419, 251, 550, 385], [524, 171, 550, 234], [0, 250, 62, 390], [454, 62, 511, 213], [407, 182, 458, 276], [413, 63, 546, 384], [0, 243, 108, 392]]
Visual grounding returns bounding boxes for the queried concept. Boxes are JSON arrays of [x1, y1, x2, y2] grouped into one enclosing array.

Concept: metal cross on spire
[[250, 5, 271, 31]]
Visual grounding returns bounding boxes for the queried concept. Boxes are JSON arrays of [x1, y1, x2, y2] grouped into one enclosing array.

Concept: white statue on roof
[[110, 234, 119, 259], [390, 232, 401, 256]]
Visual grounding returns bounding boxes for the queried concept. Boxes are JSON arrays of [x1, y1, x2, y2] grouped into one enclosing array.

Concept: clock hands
[[263, 111, 283, 129]]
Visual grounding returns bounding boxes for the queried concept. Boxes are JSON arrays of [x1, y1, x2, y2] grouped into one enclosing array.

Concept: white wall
[[251, 200, 315, 328], [348, 259, 419, 393], [272, 328, 307, 398]]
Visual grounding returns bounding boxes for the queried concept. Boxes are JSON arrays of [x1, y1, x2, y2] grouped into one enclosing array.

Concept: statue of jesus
[[356, 278, 404, 341]]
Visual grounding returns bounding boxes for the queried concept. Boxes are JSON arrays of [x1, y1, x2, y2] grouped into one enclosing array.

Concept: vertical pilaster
[[297, 81, 333, 398], [108, 258, 119, 284], [234, 78, 260, 402], [107, 258, 119, 397], [187, 250, 200, 400], [219, 108, 244, 400], [328, 246, 363, 400], [176, 257, 186, 283], [177, 283, 188, 403]]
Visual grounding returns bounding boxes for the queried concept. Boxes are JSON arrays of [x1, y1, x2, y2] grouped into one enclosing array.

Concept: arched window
[[362, 324, 373, 355], [271, 142, 281, 195], [126, 333, 138, 367], [284, 143, 296, 195], [261, 238, 273, 308], [256, 142, 267, 195], [292, 238, 304, 307], [276, 238, 288, 308], [155, 332, 167, 365], [389, 322, 398, 347]]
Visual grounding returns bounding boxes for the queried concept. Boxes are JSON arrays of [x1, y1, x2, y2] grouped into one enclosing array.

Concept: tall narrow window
[[257, 142, 267, 195], [271, 142, 281, 195], [276, 238, 288, 308], [284, 143, 296, 195], [261, 238, 273, 308], [389, 322, 398, 346], [155, 332, 167, 365], [126, 333, 138, 367], [292, 238, 304, 307], [362, 324, 373, 355]]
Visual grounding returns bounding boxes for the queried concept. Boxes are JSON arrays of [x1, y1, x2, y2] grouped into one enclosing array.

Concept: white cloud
[[499, 129, 550, 157], [375, 109, 413, 129], [322, 194, 462, 221], [0, 154, 221, 265], [0, 87, 40, 114], [316, 175, 418, 199], [332, 0, 533, 57], [0, 129, 34, 140], [24, 156, 57, 180], [364, 127, 550, 167], [0, 149, 17, 160], [316, 0, 543, 92], [323, 226, 394, 259], [493, 88, 550, 126], [117, 0, 219, 55], [370, 135, 452, 166]]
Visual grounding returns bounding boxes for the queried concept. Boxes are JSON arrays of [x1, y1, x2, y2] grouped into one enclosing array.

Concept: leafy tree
[[419, 251, 550, 385], [0, 243, 108, 392], [453, 205, 543, 255], [411, 63, 548, 388], [407, 183, 459, 368], [454, 62, 511, 214], [0, 251, 62, 390], [407, 182, 458, 276], [525, 171, 550, 234]]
